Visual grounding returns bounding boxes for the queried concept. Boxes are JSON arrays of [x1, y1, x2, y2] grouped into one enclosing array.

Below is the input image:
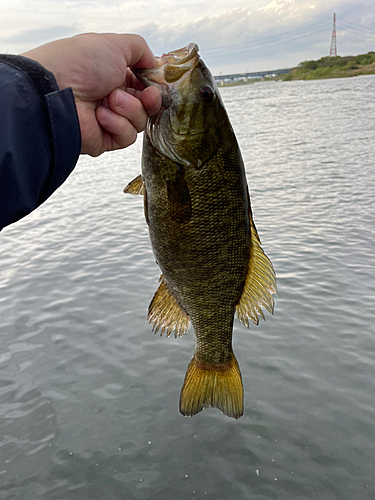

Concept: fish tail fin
[[179, 352, 243, 419]]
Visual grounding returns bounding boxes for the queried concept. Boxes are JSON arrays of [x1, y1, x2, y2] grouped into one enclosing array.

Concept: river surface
[[1, 75, 374, 500]]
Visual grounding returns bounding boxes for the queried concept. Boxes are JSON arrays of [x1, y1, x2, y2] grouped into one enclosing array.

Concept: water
[[1, 75, 375, 499]]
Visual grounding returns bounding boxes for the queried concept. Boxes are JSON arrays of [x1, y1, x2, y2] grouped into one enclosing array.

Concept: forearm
[[0, 55, 81, 231]]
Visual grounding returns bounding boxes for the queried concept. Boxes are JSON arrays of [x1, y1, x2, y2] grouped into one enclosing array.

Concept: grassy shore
[[283, 52, 375, 81]]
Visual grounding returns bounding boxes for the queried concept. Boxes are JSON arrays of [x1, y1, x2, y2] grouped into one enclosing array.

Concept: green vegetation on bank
[[283, 51, 375, 81]]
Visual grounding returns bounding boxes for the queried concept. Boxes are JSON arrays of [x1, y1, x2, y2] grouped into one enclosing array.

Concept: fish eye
[[199, 85, 214, 103]]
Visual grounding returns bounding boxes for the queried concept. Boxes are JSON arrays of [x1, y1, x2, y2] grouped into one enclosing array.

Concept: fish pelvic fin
[[123, 174, 145, 195], [236, 215, 277, 327], [179, 352, 243, 419], [148, 275, 190, 338]]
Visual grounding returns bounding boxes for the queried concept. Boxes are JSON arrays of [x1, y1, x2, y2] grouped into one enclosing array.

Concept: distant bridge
[[213, 68, 291, 83]]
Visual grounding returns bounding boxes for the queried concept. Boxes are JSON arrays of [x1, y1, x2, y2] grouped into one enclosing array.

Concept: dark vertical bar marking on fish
[[166, 166, 192, 223]]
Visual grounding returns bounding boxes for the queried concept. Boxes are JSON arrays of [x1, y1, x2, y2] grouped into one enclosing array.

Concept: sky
[[0, 0, 375, 75]]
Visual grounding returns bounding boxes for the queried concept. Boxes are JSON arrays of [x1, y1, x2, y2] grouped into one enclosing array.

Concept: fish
[[124, 43, 276, 419]]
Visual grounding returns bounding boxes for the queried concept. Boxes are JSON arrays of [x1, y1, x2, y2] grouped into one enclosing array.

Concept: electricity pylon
[[329, 13, 337, 57]]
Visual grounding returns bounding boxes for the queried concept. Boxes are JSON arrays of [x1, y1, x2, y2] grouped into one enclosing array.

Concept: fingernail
[[115, 89, 128, 108], [100, 106, 111, 122]]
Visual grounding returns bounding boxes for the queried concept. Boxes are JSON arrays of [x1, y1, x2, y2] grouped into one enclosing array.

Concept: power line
[[338, 19, 375, 35], [337, 22, 375, 39], [203, 19, 331, 55], [199, 16, 375, 62], [203, 23, 332, 60]]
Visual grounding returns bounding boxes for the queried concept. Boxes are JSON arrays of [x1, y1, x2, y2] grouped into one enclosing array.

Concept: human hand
[[22, 33, 161, 156]]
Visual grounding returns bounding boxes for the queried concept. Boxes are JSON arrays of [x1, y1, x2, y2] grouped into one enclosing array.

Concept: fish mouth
[[136, 43, 204, 166], [157, 43, 200, 69], [133, 43, 200, 107]]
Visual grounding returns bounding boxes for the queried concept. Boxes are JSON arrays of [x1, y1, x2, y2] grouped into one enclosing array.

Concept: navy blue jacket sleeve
[[0, 55, 81, 231]]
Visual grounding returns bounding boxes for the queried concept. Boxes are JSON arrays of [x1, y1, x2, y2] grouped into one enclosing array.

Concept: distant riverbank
[[283, 52, 375, 81], [218, 78, 263, 87], [218, 51, 375, 87]]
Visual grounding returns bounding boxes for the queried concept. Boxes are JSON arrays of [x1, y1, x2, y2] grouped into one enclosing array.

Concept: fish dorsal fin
[[124, 174, 145, 195], [236, 217, 277, 327], [148, 275, 190, 338]]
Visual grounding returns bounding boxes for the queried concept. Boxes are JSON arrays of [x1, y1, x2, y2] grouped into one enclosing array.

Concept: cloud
[[0, 0, 374, 72], [1, 25, 79, 47], [132, 0, 375, 73]]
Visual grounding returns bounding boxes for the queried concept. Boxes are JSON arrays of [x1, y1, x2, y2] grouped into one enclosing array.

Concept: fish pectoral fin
[[179, 352, 243, 419], [148, 275, 190, 338], [236, 215, 277, 327], [123, 175, 145, 195]]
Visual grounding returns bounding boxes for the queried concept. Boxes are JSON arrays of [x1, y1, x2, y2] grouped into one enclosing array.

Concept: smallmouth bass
[[125, 43, 276, 419]]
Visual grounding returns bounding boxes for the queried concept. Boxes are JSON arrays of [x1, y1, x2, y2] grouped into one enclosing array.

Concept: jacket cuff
[[0, 54, 81, 204], [43, 88, 81, 199], [0, 54, 59, 98]]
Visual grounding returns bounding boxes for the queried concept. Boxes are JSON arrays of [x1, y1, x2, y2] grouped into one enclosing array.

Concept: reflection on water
[[1, 75, 375, 499]]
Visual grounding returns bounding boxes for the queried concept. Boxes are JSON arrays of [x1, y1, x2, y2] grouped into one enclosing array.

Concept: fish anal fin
[[124, 174, 145, 195], [148, 275, 190, 338], [236, 208, 277, 327], [179, 352, 243, 419]]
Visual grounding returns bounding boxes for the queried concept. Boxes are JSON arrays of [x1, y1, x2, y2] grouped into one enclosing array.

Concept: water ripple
[[0, 76, 375, 499]]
